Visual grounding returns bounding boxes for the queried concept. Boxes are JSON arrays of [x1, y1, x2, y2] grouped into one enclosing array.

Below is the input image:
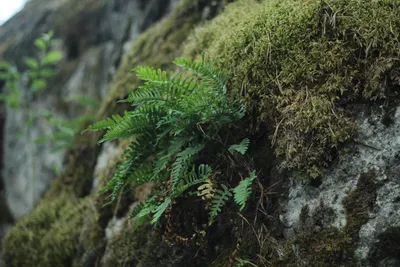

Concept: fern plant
[[88, 56, 256, 226]]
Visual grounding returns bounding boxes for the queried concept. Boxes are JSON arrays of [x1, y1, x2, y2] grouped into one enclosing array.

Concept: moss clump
[[2, 191, 90, 267], [184, 0, 400, 176]]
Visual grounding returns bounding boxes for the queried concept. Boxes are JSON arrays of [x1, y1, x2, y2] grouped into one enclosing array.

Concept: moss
[[2, 191, 90, 267], [183, 0, 400, 176], [1, 122, 102, 266], [101, 221, 210, 267], [342, 171, 379, 240], [101, 222, 149, 267], [71, 199, 105, 267]]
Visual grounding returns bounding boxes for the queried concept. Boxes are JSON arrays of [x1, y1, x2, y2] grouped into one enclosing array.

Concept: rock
[[0, 0, 175, 221], [2, 0, 400, 266], [283, 106, 400, 266]]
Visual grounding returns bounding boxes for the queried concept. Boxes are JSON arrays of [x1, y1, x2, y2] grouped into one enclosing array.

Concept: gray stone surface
[[283, 106, 400, 266]]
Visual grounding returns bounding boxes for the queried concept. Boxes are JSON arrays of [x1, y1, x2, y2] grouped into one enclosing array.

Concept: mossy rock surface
[[184, 0, 400, 176], [3, 0, 400, 266], [2, 191, 90, 267]]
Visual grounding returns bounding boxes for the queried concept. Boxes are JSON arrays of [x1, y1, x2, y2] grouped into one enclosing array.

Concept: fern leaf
[[151, 198, 171, 225], [233, 171, 257, 211], [100, 113, 149, 142], [130, 202, 147, 219], [229, 138, 250, 155], [173, 164, 211, 198], [130, 198, 159, 230], [173, 57, 228, 93], [126, 163, 154, 187], [130, 196, 157, 220], [171, 143, 205, 189], [85, 115, 123, 132], [197, 178, 215, 200], [209, 184, 232, 225], [153, 137, 188, 178], [135, 66, 170, 84], [121, 85, 164, 105], [99, 136, 154, 200]]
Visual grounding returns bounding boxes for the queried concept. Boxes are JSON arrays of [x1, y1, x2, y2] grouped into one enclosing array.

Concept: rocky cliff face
[[1, 0, 400, 266], [0, 0, 178, 221]]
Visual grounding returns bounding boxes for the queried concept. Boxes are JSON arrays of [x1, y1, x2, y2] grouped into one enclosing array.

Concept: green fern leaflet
[[233, 171, 257, 211]]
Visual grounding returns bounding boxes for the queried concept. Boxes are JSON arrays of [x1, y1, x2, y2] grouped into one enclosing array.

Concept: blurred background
[[0, 1, 26, 25]]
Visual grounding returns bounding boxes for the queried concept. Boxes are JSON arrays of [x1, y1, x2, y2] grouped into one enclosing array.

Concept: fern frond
[[130, 202, 147, 220], [174, 57, 228, 93], [209, 184, 232, 225], [100, 113, 149, 142], [233, 171, 257, 211], [85, 114, 124, 132], [99, 136, 155, 200], [126, 163, 154, 187], [121, 84, 165, 105], [129, 197, 159, 229], [135, 66, 170, 84], [173, 164, 211, 198], [151, 198, 171, 225], [153, 137, 188, 177], [229, 138, 250, 155], [197, 178, 215, 200], [171, 143, 205, 188]]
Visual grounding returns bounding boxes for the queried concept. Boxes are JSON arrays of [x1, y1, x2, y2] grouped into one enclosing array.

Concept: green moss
[[101, 222, 148, 266], [343, 171, 379, 240], [66, 197, 105, 267], [184, 0, 400, 176], [2, 192, 90, 267]]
